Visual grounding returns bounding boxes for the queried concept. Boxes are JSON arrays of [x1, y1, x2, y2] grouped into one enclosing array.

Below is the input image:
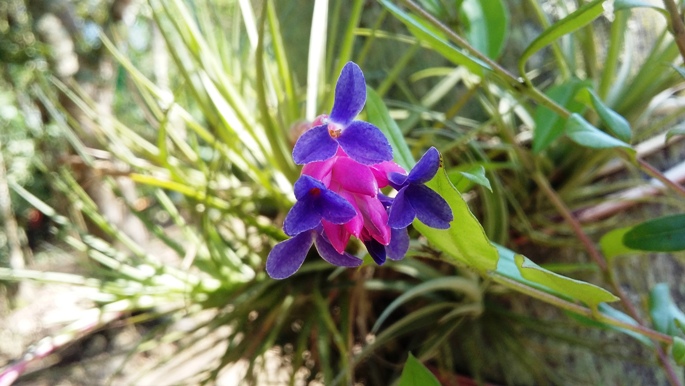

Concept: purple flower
[[283, 175, 357, 236], [266, 229, 362, 279], [266, 62, 453, 280], [387, 147, 453, 229], [292, 62, 393, 165]]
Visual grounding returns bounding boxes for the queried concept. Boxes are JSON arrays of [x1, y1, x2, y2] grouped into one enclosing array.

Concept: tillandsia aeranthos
[[266, 62, 453, 279]]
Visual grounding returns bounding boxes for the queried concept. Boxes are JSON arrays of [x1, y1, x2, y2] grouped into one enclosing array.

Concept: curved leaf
[[413, 167, 499, 272], [649, 283, 685, 336], [398, 353, 441, 386], [623, 214, 685, 252], [380, 0, 488, 75], [565, 113, 634, 150], [533, 80, 588, 153], [519, 0, 604, 80], [459, 0, 509, 59], [514, 254, 619, 310]]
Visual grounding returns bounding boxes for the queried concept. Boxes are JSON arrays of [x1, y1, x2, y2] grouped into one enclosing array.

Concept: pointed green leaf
[[533, 80, 588, 153], [649, 283, 685, 336], [380, 0, 488, 75], [398, 353, 441, 386], [586, 89, 632, 142], [459, 0, 509, 59], [514, 254, 619, 310], [519, 0, 604, 80], [458, 165, 493, 192], [565, 113, 634, 150], [365, 86, 415, 170], [413, 167, 499, 273], [623, 214, 685, 252]]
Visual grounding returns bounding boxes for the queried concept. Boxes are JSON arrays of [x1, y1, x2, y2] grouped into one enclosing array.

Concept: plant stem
[[663, 0, 685, 63], [533, 171, 682, 386], [491, 273, 672, 344]]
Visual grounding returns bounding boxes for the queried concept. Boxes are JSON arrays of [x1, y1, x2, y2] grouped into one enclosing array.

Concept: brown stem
[[663, 0, 685, 63]]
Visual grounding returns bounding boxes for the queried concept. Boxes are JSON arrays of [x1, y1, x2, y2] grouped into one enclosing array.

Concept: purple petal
[[293, 125, 338, 164], [284, 199, 321, 236], [387, 227, 409, 261], [266, 231, 315, 279], [377, 193, 394, 208], [338, 121, 393, 165], [364, 238, 387, 265], [387, 187, 416, 229], [319, 188, 357, 224], [331, 156, 378, 196], [388, 172, 408, 190], [407, 147, 440, 184], [405, 184, 452, 229], [329, 62, 367, 126], [293, 174, 324, 200], [315, 233, 363, 267]]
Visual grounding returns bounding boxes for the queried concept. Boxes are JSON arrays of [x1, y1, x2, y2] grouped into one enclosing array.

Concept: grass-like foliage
[[2, 0, 685, 385]]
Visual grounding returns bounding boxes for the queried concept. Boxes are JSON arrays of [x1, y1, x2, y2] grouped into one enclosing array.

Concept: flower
[[387, 147, 453, 229], [266, 62, 453, 279], [292, 62, 393, 165], [283, 175, 357, 236]]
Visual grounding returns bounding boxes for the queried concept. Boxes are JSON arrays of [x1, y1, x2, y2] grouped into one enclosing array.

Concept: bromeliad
[[267, 62, 453, 279]]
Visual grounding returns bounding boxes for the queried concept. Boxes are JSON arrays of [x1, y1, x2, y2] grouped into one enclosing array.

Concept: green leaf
[[565, 113, 634, 150], [458, 166, 493, 192], [649, 283, 685, 336], [494, 245, 619, 309], [585, 88, 632, 142], [666, 124, 685, 141], [514, 254, 619, 310], [614, 0, 669, 19], [599, 226, 641, 260], [673, 337, 685, 366], [518, 0, 605, 80], [365, 86, 415, 170], [623, 214, 685, 252], [380, 0, 488, 75], [533, 80, 588, 153], [398, 353, 441, 386], [459, 0, 509, 59], [413, 167, 499, 273]]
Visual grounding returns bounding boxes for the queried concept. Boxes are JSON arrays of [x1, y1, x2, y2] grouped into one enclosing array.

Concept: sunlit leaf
[[398, 353, 441, 386], [623, 214, 685, 252], [565, 113, 634, 150], [459, 0, 508, 59], [519, 0, 604, 79], [649, 283, 685, 336], [413, 167, 499, 272]]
